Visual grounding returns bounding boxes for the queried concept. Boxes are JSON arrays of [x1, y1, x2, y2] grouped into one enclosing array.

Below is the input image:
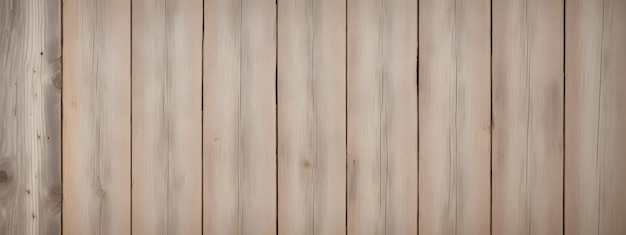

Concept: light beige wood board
[[347, 0, 417, 234], [418, 0, 491, 234], [204, 0, 277, 234], [277, 0, 346, 234], [565, 0, 626, 234], [131, 0, 202, 234], [492, 0, 564, 233], [62, 0, 131, 234], [0, 0, 61, 234]]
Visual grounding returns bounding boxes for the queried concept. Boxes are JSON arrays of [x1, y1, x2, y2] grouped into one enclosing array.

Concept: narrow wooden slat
[[62, 0, 131, 234], [492, 0, 564, 233], [418, 0, 491, 233], [204, 0, 277, 233], [203, 0, 241, 233], [277, 0, 346, 234], [239, 1, 277, 232], [564, 0, 602, 233], [0, 0, 61, 234], [565, 0, 626, 233], [131, 0, 202, 234], [347, 0, 417, 233]]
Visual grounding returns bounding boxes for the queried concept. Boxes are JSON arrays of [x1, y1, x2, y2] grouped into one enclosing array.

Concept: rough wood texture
[[277, 0, 346, 234], [0, 0, 62, 234], [492, 0, 564, 233], [347, 0, 417, 234], [62, 0, 131, 234], [131, 0, 202, 234], [204, 0, 277, 234], [565, 0, 626, 234], [418, 0, 491, 234]]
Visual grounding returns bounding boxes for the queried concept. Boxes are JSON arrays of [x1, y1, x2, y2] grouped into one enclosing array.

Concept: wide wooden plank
[[565, 0, 626, 234], [131, 0, 202, 234], [347, 0, 418, 234], [492, 0, 564, 233], [62, 0, 131, 234], [418, 0, 491, 233], [0, 0, 61, 234], [204, 0, 277, 234], [277, 0, 346, 234]]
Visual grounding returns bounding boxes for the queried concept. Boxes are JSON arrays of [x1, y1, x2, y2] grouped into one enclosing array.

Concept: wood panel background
[[0, 0, 625, 234]]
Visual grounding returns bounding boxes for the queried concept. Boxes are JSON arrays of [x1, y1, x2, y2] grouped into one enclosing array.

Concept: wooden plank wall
[[1, 0, 626, 234]]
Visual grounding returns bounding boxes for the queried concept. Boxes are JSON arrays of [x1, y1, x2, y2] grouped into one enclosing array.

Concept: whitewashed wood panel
[[131, 0, 202, 234], [419, 0, 491, 233], [347, 0, 418, 233], [62, 0, 131, 234], [492, 0, 564, 233]]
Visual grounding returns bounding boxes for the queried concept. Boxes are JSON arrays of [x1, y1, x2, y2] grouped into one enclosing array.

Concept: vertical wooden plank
[[347, 0, 417, 234], [203, 0, 241, 233], [62, 0, 131, 234], [566, 0, 626, 234], [240, 1, 277, 232], [204, 0, 277, 234], [0, 0, 61, 234], [418, 0, 491, 233], [492, 0, 564, 233], [595, 2, 626, 231], [564, 0, 602, 233], [277, 0, 346, 234], [131, 0, 202, 234]]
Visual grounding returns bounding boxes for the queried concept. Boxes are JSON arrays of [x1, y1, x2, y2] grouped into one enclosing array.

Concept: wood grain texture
[[0, 0, 62, 234], [131, 0, 202, 234], [62, 0, 131, 234], [418, 0, 491, 234], [347, 0, 417, 234], [492, 0, 564, 233], [565, 0, 626, 234], [203, 0, 240, 233], [277, 0, 346, 234], [204, 0, 277, 234]]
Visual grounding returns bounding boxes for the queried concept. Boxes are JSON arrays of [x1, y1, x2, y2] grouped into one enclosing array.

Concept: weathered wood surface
[[492, 0, 564, 234], [131, 0, 202, 234], [565, 0, 626, 234], [277, 0, 346, 234], [62, 0, 131, 234], [204, 0, 277, 234], [418, 0, 491, 234], [347, 0, 418, 234], [0, 0, 62, 234]]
